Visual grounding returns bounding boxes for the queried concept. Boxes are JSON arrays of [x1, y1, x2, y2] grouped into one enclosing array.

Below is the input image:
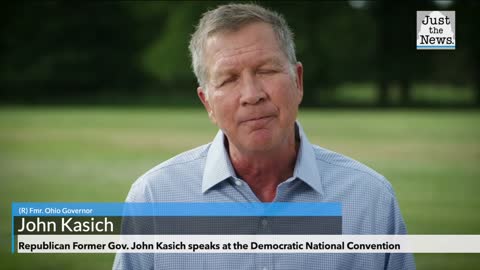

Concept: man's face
[[198, 22, 303, 154]]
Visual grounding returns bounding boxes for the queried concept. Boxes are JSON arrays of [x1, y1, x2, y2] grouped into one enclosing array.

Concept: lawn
[[1, 107, 479, 269]]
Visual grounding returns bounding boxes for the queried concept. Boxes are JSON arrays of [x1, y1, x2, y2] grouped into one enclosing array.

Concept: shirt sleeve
[[113, 178, 155, 270], [383, 185, 416, 270]]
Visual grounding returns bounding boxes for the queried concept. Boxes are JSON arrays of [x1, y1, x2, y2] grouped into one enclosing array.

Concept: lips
[[238, 114, 276, 130], [238, 108, 278, 126], [243, 115, 274, 122]]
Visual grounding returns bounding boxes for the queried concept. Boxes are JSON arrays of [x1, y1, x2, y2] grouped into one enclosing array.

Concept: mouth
[[246, 115, 273, 122], [241, 115, 275, 127]]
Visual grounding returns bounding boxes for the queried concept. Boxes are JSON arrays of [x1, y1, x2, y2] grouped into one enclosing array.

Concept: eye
[[257, 69, 277, 75], [219, 76, 238, 87]]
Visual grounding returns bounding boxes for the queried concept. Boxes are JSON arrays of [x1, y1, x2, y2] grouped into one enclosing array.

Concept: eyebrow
[[213, 56, 286, 77]]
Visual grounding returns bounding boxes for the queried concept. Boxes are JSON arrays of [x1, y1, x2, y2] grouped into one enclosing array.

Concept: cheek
[[211, 93, 237, 123], [284, 78, 302, 107], [270, 79, 300, 105], [274, 88, 301, 123]]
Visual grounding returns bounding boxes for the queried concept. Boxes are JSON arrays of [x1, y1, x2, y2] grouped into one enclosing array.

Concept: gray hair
[[189, 3, 297, 89]]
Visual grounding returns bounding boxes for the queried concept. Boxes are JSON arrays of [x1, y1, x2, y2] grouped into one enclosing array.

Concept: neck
[[228, 128, 299, 202]]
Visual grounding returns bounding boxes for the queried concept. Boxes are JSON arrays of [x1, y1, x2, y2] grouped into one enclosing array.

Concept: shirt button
[[234, 180, 242, 186], [261, 219, 268, 227]]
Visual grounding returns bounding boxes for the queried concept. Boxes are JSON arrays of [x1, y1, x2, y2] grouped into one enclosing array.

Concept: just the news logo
[[416, 11, 455, 50]]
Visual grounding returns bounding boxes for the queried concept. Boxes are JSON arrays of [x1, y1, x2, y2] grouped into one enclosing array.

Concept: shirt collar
[[202, 130, 237, 192], [292, 122, 324, 195], [202, 122, 324, 196]]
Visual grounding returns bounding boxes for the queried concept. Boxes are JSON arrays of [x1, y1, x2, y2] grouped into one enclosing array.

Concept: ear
[[294, 62, 304, 105], [197, 86, 217, 124]]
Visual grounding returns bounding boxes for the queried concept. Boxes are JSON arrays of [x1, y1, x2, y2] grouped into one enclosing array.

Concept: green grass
[[1, 107, 479, 269], [333, 83, 475, 105]]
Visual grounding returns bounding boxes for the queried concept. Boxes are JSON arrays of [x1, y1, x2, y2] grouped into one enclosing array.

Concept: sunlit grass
[[1, 107, 479, 269]]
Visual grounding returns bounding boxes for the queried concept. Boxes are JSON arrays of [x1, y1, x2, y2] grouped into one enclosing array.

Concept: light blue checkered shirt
[[113, 123, 415, 270]]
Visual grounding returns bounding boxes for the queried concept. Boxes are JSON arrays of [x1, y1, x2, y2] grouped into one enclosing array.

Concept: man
[[114, 3, 415, 269]]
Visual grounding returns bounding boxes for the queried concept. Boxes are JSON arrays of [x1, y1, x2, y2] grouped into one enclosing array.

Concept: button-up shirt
[[113, 123, 415, 270]]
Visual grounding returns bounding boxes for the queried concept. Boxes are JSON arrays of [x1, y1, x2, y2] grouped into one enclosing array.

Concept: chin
[[244, 132, 277, 152]]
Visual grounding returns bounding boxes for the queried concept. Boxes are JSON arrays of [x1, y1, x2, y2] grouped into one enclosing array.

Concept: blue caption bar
[[12, 202, 341, 217]]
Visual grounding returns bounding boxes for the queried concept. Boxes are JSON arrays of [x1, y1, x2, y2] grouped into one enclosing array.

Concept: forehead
[[204, 22, 286, 74]]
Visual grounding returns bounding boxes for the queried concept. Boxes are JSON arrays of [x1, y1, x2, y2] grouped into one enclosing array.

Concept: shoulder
[[141, 143, 210, 180], [308, 143, 406, 234], [126, 143, 211, 201], [311, 144, 395, 196]]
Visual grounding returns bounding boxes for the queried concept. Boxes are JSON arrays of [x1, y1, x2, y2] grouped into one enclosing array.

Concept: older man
[[114, 3, 415, 270]]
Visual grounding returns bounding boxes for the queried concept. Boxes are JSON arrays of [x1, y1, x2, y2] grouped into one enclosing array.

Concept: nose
[[240, 72, 267, 106]]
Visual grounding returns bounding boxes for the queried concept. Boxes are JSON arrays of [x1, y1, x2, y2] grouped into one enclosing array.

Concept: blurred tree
[[271, 1, 376, 106], [139, 2, 201, 98], [371, 0, 475, 107], [0, 1, 476, 107], [130, 1, 222, 101], [371, 0, 418, 106], [460, 0, 480, 106], [1, 2, 144, 103]]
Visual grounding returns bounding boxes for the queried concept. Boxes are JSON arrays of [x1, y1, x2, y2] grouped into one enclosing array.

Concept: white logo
[[416, 11, 455, 50]]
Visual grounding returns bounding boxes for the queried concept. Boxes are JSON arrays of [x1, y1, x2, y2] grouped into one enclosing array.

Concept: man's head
[[189, 3, 298, 89], [189, 3, 303, 154]]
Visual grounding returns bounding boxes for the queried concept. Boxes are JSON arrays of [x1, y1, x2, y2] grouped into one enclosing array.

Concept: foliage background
[[1, 1, 479, 107], [1, 1, 479, 269]]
